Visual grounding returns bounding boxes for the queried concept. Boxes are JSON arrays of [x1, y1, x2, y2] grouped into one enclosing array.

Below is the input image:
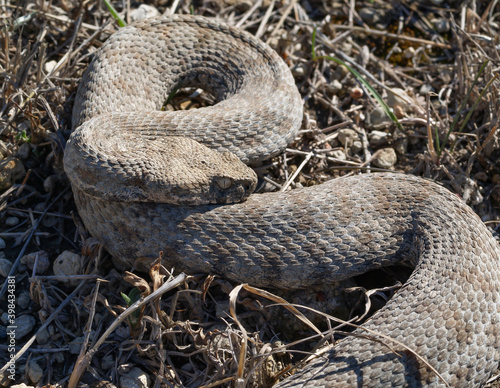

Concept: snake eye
[[216, 177, 233, 189]]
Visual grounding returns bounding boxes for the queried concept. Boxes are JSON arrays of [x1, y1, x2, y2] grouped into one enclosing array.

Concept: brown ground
[[1, 0, 500, 387]]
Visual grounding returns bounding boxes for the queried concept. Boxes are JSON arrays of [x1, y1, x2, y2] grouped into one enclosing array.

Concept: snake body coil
[[64, 15, 500, 386]]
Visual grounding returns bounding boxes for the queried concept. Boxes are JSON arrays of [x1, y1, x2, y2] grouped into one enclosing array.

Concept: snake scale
[[64, 15, 500, 386]]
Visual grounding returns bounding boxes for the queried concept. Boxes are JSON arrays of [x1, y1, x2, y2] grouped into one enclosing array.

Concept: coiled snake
[[64, 15, 500, 386]]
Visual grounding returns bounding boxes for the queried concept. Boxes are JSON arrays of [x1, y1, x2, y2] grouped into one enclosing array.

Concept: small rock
[[180, 363, 194, 373], [115, 326, 130, 339], [0, 258, 13, 277], [373, 148, 397, 169], [474, 172, 489, 182], [359, 7, 384, 26], [42, 214, 58, 229], [129, 4, 160, 21], [53, 352, 65, 364], [215, 300, 230, 318], [292, 63, 306, 78], [403, 46, 415, 59], [330, 150, 346, 161], [350, 86, 363, 99], [17, 291, 31, 310], [492, 174, 500, 184], [351, 141, 363, 154], [328, 79, 343, 94], [36, 328, 50, 345], [0, 157, 25, 191], [393, 105, 405, 119], [460, 176, 483, 205], [119, 367, 150, 388], [43, 174, 58, 193], [334, 60, 349, 77], [0, 237, 6, 249], [17, 143, 31, 160], [101, 354, 114, 370], [369, 107, 391, 127], [455, 147, 469, 161], [357, 45, 370, 68], [7, 108, 16, 121], [387, 88, 413, 113], [440, 69, 452, 84], [17, 121, 30, 133], [69, 335, 85, 354], [21, 251, 50, 274], [393, 137, 408, 155], [53, 251, 81, 277], [337, 128, 358, 146], [34, 202, 47, 212], [432, 18, 451, 33], [369, 130, 390, 147], [11, 385, 35, 388], [15, 314, 36, 340], [27, 361, 43, 384], [44, 60, 58, 74], [419, 84, 434, 95], [5, 217, 19, 226]]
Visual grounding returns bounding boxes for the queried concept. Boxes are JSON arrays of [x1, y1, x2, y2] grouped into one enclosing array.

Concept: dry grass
[[0, 0, 500, 387]]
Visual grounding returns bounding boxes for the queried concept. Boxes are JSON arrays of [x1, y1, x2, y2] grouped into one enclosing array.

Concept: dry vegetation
[[1, 0, 500, 386]]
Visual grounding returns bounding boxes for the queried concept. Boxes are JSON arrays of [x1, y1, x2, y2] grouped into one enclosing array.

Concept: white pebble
[[373, 148, 397, 169], [44, 60, 58, 74], [130, 4, 159, 21]]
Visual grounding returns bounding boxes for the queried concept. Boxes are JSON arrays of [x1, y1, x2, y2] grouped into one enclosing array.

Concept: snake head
[[155, 140, 258, 205], [65, 122, 257, 206], [206, 151, 257, 204]]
